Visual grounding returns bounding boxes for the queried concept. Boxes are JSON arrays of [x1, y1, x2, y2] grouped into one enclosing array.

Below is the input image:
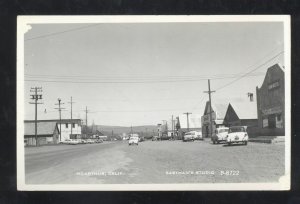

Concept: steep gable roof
[[257, 63, 285, 90], [229, 101, 257, 119], [203, 101, 229, 119]]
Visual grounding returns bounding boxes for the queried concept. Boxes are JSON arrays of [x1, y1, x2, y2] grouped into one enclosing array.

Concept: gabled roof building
[[201, 102, 228, 137], [256, 63, 285, 136], [24, 121, 59, 146], [223, 102, 258, 127]]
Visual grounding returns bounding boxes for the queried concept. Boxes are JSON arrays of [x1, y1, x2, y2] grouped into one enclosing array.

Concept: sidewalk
[[249, 136, 285, 144]]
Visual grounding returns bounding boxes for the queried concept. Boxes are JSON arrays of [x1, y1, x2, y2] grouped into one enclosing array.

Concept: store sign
[[262, 106, 282, 115]]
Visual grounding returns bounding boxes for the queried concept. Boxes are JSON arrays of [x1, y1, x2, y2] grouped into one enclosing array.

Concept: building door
[[268, 114, 276, 128]]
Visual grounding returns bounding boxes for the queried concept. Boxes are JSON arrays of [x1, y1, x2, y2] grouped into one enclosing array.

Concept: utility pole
[[171, 115, 174, 139], [84, 106, 89, 137], [55, 98, 65, 142], [68, 96, 75, 138], [204, 79, 215, 137], [29, 87, 43, 146], [183, 112, 192, 132], [171, 115, 176, 140]]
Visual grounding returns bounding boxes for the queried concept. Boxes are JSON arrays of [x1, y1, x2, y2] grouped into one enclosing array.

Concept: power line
[[24, 72, 264, 79], [25, 24, 100, 41], [24, 73, 265, 84], [215, 51, 284, 91]]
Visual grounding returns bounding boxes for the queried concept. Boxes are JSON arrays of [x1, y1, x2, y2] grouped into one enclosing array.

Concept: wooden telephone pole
[[204, 79, 215, 137], [183, 112, 192, 132], [55, 98, 65, 142], [68, 97, 75, 137], [29, 87, 43, 146]]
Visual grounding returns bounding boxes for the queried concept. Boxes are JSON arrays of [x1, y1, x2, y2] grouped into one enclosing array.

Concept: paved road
[[25, 140, 285, 184]]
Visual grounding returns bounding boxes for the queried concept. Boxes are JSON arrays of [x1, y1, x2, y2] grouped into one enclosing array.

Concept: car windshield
[[229, 127, 245, 133], [130, 137, 138, 140], [218, 129, 229, 133]]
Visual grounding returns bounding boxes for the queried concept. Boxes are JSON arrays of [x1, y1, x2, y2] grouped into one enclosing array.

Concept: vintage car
[[190, 131, 203, 140], [152, 136, 159, 141], [183, 132, 195, 142], [60, 139, 79, 145], [226, 126, 248, 146], [211, 127, 229, 144], [86, 139, 94, 144], [128, 136, 139, 145]]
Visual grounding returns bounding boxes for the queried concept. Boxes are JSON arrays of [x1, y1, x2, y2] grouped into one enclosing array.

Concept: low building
[[201, 102, 228, 137], [24, 119, 82, 142], [256, 63, 285, 136], [24, 121, 59, 146], [223, 102, 258, 128]]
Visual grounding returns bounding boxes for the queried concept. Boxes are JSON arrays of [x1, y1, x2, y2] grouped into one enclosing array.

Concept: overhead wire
[[25, 24, 100, 41], [215, 51, 284, 91]]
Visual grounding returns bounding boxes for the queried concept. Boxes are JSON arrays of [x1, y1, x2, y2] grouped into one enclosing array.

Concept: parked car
[[152, 136, 159, 141], [95, 139, 103, 143], [226, 126, 248, 146], [211, 127, 229, 144], [183, 132, 194, 142], [60, 139, 79, 145], [160, 134, 170, 140], [86, 139, 94, 144], [128, 136, 139, 145], [80, 139, 87, 144], [189, 131, 203, 140]]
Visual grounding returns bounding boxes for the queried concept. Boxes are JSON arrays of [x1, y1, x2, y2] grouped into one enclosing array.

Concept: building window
[[262, 118, 268, 128], [268, 81, 280, 90], [72, 123, 75, 128], [66, 123, 68, 128]]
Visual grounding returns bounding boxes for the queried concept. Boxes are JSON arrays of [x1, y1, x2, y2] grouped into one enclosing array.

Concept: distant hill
[[90, 125, 157, 137]]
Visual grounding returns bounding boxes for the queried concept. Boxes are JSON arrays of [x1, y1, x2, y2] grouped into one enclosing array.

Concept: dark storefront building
[[256, 63, 285, 136]]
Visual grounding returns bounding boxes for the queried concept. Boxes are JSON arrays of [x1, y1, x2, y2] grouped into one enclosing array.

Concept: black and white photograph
[[17, 15, 291, 190]]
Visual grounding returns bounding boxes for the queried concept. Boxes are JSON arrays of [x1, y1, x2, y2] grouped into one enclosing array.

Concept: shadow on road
[[222, 143, 247, 147]]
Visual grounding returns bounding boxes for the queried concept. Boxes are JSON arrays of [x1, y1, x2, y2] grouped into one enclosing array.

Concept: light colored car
[[60, 139, 79, 145], [226, 126, 248, 146], [86, 139, 94, 144], [80, 139, 87, 144], [211, 127, 229, 144], [152, 136, 159, 141], [189, 131, 203, 140], [183, 132, 194, 142], [128, 136, 139, 145]]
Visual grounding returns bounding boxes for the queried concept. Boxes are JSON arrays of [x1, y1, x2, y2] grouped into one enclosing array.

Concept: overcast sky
[[23, 22, 284, 126]]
